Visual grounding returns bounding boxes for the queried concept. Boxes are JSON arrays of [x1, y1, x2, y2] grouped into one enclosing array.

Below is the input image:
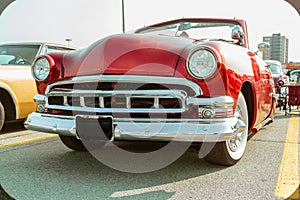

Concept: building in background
[[262, 33, 289, 63], [284, 62, 300, 71]]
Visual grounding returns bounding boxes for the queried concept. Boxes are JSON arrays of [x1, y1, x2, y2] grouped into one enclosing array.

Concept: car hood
[[62, 34, 194, 78]]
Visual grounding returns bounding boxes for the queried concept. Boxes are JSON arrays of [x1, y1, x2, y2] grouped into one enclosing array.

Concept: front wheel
[[59, 135, 87, 151], [204, 93, 249, 166], [59, 135, 107, 151]]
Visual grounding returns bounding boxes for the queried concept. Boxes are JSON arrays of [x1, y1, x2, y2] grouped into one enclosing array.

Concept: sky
[[0, 0, 299, 61]]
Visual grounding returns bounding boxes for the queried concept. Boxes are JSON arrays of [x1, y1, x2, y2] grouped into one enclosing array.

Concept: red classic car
[[265, 60, 289, 108], [25, 18, 276, 166]]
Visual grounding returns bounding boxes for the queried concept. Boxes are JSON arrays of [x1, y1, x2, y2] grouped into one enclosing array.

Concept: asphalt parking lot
[[0, 109, 299, 200]]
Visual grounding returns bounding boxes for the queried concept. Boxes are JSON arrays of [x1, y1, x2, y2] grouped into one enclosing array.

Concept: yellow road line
[[274, 117, 299, 199], [0, 134, 58, 149]]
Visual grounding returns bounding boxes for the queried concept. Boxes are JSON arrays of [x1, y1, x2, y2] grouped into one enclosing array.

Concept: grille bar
[[47, 89, 186, 98], [46, 105, 185, 114], [47, 89, 187, 112], [46, 75, 202, 96]]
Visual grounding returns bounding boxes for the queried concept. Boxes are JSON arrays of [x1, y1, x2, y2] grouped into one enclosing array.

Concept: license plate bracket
[[76, 115, 113, 140]]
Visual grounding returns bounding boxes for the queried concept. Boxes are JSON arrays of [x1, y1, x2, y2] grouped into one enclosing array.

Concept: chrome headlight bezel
[[186, 48, 218, 79], [32, 57, 51, 82]]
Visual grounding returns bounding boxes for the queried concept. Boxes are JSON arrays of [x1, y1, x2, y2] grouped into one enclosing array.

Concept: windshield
[[268, 63, 282, 74], [0, 45, 40, 65], [137, 21, 240, 43]]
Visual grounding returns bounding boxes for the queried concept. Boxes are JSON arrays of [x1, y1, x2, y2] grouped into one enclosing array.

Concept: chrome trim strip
[[110, 118, 224, 123], [46, 75, 202, 96], [79, 96, 85, 107], [47, 89, 187, 98], [99, 97, 104, 108], [126, 97, 131, 109], [46, 105, 185, 113], [33, 94, 46, 104], [63, 96, 68, 106], [187, 96, 234, 107]]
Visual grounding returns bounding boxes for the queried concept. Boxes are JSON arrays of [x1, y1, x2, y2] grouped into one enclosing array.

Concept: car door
[[256, 58, 274, 122]]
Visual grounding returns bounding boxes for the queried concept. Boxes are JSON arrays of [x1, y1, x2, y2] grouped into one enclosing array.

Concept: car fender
[[0, 82, 19, 119]]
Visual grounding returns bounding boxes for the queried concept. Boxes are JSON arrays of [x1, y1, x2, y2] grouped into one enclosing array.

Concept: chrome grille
[[47, 89, 186, 113], [45, 75, 202, 115]]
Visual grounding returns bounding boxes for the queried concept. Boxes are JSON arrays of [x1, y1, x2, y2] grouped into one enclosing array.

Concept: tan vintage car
[[0, 42, 75, 132]]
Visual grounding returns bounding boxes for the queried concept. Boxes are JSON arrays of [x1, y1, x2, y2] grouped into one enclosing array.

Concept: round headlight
[[187, 49, 217, 79], [32, 57, 50, 81]]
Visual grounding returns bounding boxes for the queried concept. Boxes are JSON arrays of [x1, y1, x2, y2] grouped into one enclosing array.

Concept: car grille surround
[[45, 75, 202, 118]]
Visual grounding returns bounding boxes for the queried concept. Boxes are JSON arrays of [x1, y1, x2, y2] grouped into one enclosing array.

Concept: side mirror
[[257, 42, 270, 53]]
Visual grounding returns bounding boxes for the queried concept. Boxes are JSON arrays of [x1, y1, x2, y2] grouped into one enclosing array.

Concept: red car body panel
[[62, 34, 191, 78]]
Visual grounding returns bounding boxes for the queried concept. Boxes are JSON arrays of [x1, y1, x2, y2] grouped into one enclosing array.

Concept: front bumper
[[25, 112, 244, 142]]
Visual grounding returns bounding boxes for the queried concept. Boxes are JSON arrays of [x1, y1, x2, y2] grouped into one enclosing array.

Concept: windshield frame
[[135, 18, 248, 48]]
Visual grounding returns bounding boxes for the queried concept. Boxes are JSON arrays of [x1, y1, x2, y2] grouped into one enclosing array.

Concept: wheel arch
[[0, 85, 18, 121], [240, 82, 256, 132]]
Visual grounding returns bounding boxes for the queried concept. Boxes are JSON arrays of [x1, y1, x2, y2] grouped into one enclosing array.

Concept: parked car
[[265, 60, 289, 108], [25, 18, 276, 166], [0, 42, 75, 132], [290, 69, 300, 83]]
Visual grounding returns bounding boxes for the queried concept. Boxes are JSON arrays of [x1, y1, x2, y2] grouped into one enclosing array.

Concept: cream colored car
[[0, 42, 75, 132]]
